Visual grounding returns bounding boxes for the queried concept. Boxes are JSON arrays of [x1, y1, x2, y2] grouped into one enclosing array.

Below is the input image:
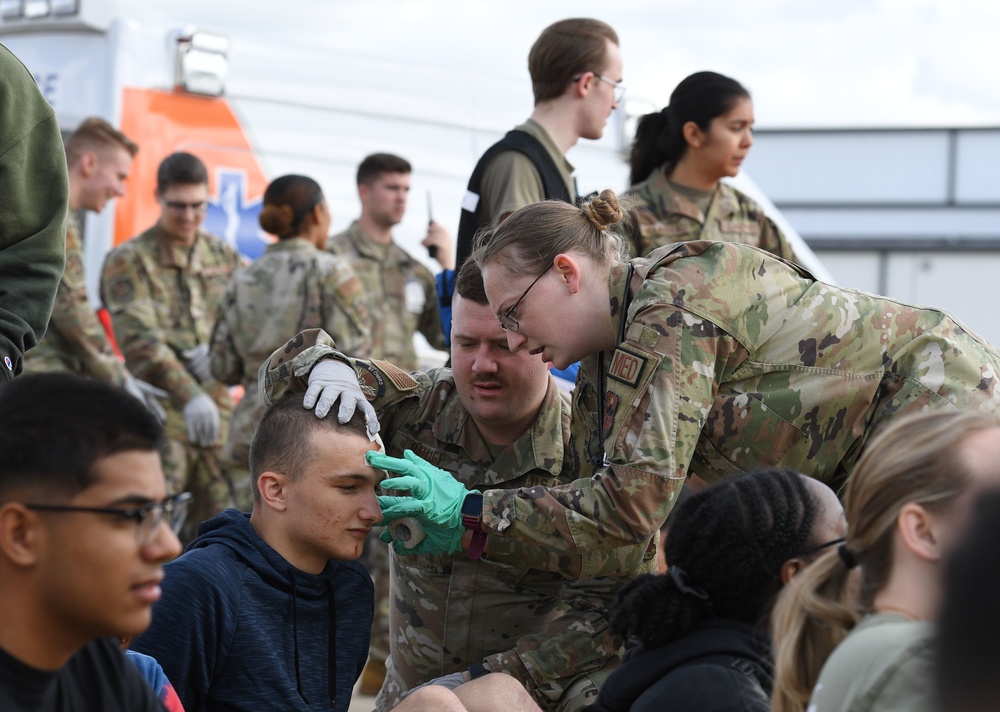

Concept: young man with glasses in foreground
[[0, 373, 186, 711], [101, 151, 244, 540]]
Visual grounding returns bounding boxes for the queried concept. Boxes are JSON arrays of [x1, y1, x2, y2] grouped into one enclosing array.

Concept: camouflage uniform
[[625, 167, 799, 261], [23, 212, 128, 384], [100, 225, 242, 538], [328, 222, 445, 370], [210, 237, 372, 510], [260, 329, 654, 712], [480, 241, 1000, 572]]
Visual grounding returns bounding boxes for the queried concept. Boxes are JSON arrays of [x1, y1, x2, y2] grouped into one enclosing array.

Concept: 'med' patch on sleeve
[[607, 345, 648, 388]]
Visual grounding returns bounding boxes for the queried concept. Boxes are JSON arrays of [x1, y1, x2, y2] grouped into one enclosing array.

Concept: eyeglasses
[[163, 200, 209, 213], [25, 492, 192, 546], [796, 536, 846, 558], [573, 72, 626, 104], [498, 266, 550, 332]]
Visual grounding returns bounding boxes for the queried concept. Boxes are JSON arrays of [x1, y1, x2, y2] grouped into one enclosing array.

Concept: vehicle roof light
[[175, 28, 230, 97]]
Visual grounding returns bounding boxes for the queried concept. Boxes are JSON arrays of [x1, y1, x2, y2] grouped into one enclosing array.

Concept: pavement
[[349, 682, 377, 712]]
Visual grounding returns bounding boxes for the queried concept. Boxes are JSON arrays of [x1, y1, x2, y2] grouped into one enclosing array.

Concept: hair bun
[[259, 203, 295, 238], [581, 189, 624, 231]]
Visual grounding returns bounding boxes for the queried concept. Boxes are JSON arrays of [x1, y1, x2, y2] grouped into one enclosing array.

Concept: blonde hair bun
[[581, 189, 624, 231]]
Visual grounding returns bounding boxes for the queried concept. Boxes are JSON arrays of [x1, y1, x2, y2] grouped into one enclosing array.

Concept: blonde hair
[[771, 408, 1000, 712], [472, 188, 628, 277], [65, 117, 138, 167]]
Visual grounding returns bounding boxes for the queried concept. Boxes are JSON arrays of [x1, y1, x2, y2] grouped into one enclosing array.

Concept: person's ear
[[256, 471, 290, 512], [572, 71, 594, 99], [0, 503, 43, 568], [682, 121, 704, 149], [552, 253, 581, 295], [78, 150, 98, 177], [780, 557, 805, 585], [358, 182, 371, 205], [897, 502, 942, 562]]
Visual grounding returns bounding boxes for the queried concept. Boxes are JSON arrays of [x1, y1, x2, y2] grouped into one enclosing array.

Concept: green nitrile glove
[[368, 449, 476, 555]]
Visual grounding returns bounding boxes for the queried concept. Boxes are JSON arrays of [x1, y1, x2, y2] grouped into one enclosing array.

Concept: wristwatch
[[461, 492, 487, 559]]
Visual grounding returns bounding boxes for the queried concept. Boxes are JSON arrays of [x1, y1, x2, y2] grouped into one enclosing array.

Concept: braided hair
[[611, 469, 818, 650]]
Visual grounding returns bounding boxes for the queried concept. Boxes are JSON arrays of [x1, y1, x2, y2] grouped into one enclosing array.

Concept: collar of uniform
[[516, 118, 576, 179], [341, 220, 399, 263], [607, 260, 634, 346], [431, 375, 568, 486], [264, 236, 316, 254], [642, 167, 710, 223], [151, 223, 210, 270]]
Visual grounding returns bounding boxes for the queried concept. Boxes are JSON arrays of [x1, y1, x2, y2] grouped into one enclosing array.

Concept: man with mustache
[[260, 261, 646, 712]]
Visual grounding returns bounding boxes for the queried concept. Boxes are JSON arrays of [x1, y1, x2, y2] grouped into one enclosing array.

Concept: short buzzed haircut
[[0, 373, 164, 503], [65, 117, 139, 167], [156, 152, 208, 194], [454, 257, 489, 306], [356, 153, 411, 186], [248, 395, 370, 505], [528, 18, 619, 103]]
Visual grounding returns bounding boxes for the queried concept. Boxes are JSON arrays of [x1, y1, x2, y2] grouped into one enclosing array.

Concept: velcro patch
[[372, 359, 419, 391], [356, 363, 386, 400], [608, 346, 648, 387], [719, 220, 759, 235]]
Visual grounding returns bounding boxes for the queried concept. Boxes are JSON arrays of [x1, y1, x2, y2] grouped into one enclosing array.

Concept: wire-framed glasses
[[25, 492, 192, 545]]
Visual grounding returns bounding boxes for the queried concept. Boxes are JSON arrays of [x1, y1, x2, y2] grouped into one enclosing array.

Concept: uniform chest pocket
[[694, 389, 807, 483]]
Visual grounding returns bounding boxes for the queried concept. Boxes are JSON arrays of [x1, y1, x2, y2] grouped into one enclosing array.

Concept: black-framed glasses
[[572, 72, 626, 104], [163, 200, 209, 213], [796, 536, 845, 558], [498, 266, 550, 332], [25, 492, 192, 546]]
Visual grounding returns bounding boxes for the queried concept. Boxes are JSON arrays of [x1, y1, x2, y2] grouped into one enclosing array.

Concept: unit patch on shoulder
[[608, 346, 648, 388], [371, 359, 419, 392], [356, 362, 386, 400]]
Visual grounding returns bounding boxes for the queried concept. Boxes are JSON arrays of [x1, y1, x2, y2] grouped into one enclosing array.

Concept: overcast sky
[[141, 0, 1000, 129]]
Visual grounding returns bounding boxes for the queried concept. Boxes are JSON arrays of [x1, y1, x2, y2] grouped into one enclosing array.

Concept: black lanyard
[[591, 263, 635, 468]]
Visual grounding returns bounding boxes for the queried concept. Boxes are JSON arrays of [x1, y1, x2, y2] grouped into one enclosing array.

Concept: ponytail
[[771, 549, 859, 712]]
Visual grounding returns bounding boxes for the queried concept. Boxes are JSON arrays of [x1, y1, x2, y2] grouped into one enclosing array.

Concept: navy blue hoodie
[[133, 509, 373, 711]]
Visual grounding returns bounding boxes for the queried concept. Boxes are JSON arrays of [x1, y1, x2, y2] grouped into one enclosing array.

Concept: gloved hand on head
[[303, 359, 380, 437]]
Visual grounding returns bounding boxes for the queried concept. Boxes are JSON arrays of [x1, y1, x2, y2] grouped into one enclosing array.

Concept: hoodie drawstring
[[328, 579, 338, 706], [290, 575, 308, 704]]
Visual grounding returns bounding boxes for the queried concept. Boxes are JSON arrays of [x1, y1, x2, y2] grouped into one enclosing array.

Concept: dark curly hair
[[611, 469, 818, 650]]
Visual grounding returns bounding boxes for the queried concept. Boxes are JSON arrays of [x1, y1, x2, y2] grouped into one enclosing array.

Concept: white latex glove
[[302, 359, 381, 436], [182, 392, 220, 446], [182, 344, 213, 383], [123, 373, 167, 423]]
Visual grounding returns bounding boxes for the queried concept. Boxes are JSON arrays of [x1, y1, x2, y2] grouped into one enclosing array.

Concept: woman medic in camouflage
[[626, 71, 801, 263], [346, 189, 1000, 581]]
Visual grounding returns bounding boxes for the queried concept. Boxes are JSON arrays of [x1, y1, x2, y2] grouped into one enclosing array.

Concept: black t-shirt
[[0, 637, 165, 712]]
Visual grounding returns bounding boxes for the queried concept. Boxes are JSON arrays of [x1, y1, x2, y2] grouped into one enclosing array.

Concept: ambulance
[[0, 0, 829, 306]]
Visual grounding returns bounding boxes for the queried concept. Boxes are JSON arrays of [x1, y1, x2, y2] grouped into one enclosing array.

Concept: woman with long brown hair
[[770, 409, 1000, 712]]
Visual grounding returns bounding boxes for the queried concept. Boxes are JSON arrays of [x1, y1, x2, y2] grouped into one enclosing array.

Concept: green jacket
[[0, 43, 68, 379]]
